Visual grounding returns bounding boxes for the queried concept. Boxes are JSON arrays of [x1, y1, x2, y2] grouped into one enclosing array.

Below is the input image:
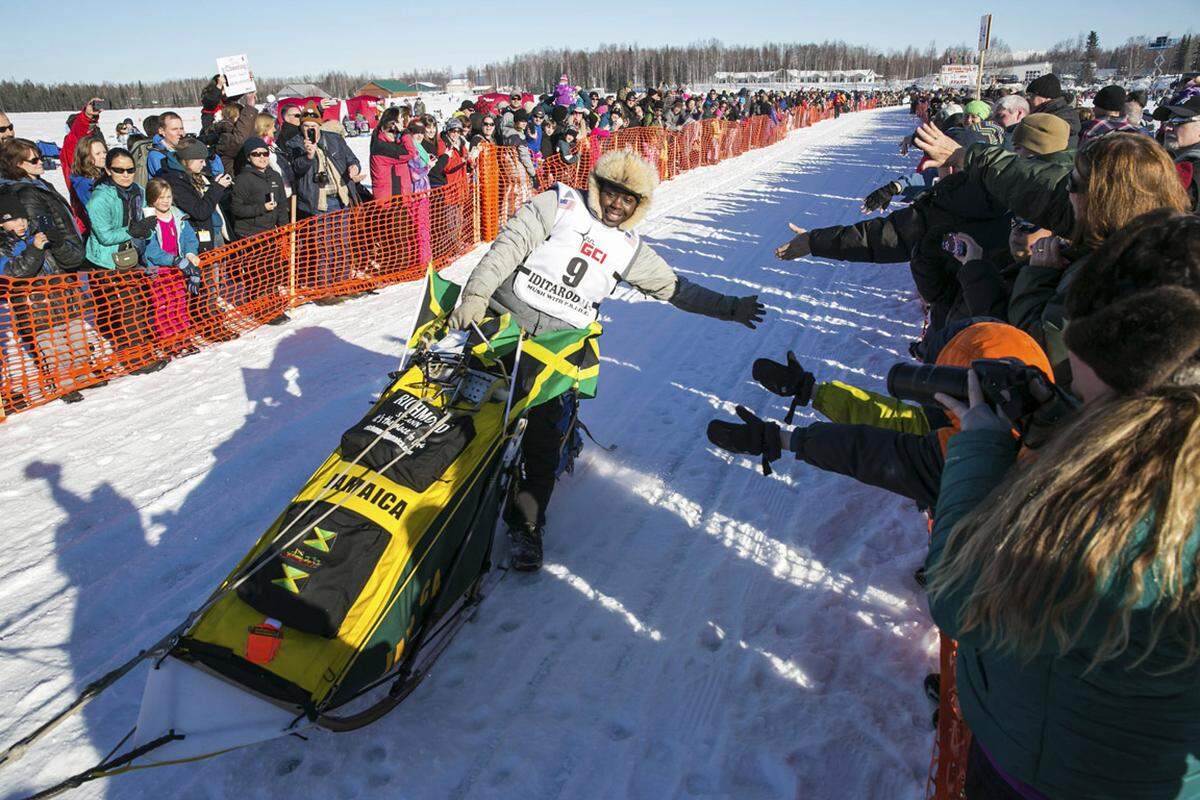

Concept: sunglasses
[[0, 125, 14, 133], [108, 165, 136, 175], [482, 122, 495, 127], [248, 150, 270, 157], [24, 155, 42, 165]]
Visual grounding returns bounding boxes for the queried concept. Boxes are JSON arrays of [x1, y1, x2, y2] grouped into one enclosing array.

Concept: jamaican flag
[[409, 266, 602, 419], [406, 266, 462, 349], [508, 322, 601, 420]]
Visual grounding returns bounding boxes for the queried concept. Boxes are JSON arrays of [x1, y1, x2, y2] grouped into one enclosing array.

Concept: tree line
[[3, 32, 1196, 113]]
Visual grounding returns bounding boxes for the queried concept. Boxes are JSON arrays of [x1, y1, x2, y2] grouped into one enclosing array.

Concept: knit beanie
[[176, 138, 210, 161], [240, 136, 268, 156], [513, 109, 529, 123], [1026, 73, 1063, 100], [1064, 210, 1200, 392], [1011, 113, 1070, 155], [0, 194, 27, 224], [1093, 85, 1127, 114], [964, 100, 991, 120], [551, 105, 569, 124]]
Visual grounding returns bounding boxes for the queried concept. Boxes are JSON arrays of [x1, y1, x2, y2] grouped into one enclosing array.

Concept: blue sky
[[7, 0, 1191, 84]]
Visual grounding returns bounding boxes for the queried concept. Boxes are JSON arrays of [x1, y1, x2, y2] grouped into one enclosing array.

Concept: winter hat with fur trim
[[1064, 209, 1200, 392], [587, 150, 659, 231]]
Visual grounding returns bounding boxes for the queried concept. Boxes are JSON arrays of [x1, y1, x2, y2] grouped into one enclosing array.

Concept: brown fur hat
[[588, 149, 659, 231], [1064, 210, 1200, 392]]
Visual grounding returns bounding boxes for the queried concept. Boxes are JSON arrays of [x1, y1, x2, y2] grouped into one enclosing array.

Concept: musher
[[448, 150, 766, 570]]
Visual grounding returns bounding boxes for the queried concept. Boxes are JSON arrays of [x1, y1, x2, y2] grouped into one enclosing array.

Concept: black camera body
[[887, 358, 1079, 447], [313, 171, 329, 187]]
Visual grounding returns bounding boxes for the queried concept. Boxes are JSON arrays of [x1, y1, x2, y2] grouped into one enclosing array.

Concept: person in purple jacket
[[553, 75, 575, 108]]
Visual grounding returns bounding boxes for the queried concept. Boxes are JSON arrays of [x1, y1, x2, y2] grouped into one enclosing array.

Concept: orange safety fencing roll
[[0, 98, 881, 418]]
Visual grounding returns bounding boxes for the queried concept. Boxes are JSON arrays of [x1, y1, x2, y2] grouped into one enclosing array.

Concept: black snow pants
[[508, 398, 565, 530]]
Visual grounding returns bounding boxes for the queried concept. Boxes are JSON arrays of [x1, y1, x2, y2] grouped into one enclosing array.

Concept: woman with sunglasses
[[230, 137, 288, 239], [84, 148, 155, 269], [0, 138, 85, 271]]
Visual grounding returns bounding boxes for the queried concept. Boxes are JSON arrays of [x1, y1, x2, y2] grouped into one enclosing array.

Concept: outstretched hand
[[706, 405, 784, 475], [732, 295, 766, 329], [752, 351, 814, 403], [775, 223, 810, 260], [912, 122, 964, 169], [861, 181, 900, 213]]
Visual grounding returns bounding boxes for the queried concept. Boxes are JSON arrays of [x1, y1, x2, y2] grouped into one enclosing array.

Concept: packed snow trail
[[0, 106, 937, 800]]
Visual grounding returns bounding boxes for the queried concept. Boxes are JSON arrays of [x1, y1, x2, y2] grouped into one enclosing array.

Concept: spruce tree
[[1083, 31, 1099, 84]]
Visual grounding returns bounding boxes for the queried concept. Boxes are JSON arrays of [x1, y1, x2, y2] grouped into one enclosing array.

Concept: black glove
[[861, 181, 900, 212], [127, 215, 157, 239], [706, 405, 783, 476], [731, 295, 766, 329], [752, 350, 814, 422], [179, 263, 202, 296]]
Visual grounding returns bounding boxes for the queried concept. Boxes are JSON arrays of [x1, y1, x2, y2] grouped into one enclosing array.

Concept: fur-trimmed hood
[[587, 149, 659, 231]]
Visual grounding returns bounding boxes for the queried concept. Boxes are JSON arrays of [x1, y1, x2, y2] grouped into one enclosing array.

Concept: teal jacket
[[927, 429, 1200, 800], [84, 181, 144, 268]]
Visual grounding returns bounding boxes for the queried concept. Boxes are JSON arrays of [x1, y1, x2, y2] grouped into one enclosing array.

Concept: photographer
[[923, 209, 1200, 799], [286, 112, 363, 217], [0, 138, 85, 271], [706, 320, 1052, 511], [200, 74, 226, 135]]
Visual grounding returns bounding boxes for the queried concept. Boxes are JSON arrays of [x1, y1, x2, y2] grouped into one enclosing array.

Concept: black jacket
[[0, 178, 85, 270], [230, 165, 288, 238], [161, 159, 229, 251], [791, 423, 945, 511], [0, 230, 49, 277]]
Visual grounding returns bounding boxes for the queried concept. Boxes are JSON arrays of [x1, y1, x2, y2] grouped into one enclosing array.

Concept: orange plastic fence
[[0, 99, 878, 417], [927, 634, 971, 800]]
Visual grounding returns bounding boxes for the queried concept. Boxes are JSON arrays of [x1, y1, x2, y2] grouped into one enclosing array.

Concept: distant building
[[276, 82, 332, 100], [983, 61, 1054, 86], [355, 80, 420, 99], [710, 69, 877, 85], [445, 78, 471, 92]]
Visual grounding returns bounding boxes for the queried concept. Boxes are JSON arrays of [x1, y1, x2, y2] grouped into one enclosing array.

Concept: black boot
[[509, 524, 543, 572]]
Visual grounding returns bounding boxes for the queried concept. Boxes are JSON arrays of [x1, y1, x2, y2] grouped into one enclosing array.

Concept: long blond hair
[[1072, 133, 1190, 250], [929, 212, 1200, 671], [928, 391, 1200, 669]]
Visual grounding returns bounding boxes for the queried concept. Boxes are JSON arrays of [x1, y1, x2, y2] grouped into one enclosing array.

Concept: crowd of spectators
[[709, 71, 1200, 799]]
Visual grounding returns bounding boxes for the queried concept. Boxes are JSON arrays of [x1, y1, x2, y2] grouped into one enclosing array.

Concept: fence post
[[287, 195, 298, 307]]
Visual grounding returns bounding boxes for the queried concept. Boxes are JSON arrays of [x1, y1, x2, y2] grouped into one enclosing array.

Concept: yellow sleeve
[[811, 380, 931, 435]]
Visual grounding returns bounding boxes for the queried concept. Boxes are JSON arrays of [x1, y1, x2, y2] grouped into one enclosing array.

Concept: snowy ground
[[0, 105, 938, 800]]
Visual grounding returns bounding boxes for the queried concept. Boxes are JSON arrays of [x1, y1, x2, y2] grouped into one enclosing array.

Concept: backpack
[[129, 137, 164, 188]]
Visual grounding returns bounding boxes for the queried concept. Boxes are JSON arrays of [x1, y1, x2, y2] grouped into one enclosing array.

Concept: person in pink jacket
[[368, 108, 415, 201]]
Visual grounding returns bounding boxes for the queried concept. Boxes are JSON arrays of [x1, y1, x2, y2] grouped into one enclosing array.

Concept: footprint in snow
[[499, 619, 521, 633], [608, 722, 633, 741], [364, 744, 387, 763], [276, 757, 302, 776]]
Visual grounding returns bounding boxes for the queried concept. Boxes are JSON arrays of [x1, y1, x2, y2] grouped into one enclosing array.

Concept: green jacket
[[84, 181, 144, 268], [927, 429, 1200, 800], [961, 144, 1075, 236], [1008, 256, 1085, 385]]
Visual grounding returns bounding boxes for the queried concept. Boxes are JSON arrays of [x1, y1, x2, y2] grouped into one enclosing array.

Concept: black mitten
[[751, 351, 815, 422], [861, 181, 900, 212], [706, 405, 782, 475]]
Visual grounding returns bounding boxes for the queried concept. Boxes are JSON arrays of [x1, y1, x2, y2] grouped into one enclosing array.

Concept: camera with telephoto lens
[[886, 358, 1079, 448]]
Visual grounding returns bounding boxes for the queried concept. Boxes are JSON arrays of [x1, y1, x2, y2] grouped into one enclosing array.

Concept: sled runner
[[1, 267, 602, 797]]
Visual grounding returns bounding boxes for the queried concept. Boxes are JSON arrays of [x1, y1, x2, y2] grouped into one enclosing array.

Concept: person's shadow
[[11, 326, 397, 798]]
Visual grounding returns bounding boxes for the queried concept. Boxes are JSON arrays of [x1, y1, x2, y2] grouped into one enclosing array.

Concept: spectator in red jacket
[[430, 118, 471, 188], [369, 107, 416, 201], [61, 98, 101, 197]]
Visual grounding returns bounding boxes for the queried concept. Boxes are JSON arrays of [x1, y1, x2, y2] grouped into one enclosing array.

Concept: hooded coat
[[460, 150, 743, 334], [0, 177, 85, 271]]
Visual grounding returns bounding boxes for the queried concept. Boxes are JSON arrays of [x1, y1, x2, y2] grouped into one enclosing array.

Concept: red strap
[[1177, 160, 1195, 190]]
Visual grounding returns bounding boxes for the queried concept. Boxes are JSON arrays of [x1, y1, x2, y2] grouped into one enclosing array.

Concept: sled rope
[[0, 352, 464, 776]]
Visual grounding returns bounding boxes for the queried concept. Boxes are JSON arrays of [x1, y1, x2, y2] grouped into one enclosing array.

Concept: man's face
[[1027, 93, 1049, 110], [598, 183, 638, 227], [994, 106, 1025, 129], [163, 116, 184, 147], [283, 108, 301, 127], [1165, 118, 1200, 152], [0, 113, 12, 140]]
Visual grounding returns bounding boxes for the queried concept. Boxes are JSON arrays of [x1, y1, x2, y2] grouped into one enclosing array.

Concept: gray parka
[[462, 189, 744, 334]]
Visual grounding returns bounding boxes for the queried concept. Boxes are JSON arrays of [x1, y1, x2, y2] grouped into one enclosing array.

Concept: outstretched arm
[[623, 242, 764, 328]]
